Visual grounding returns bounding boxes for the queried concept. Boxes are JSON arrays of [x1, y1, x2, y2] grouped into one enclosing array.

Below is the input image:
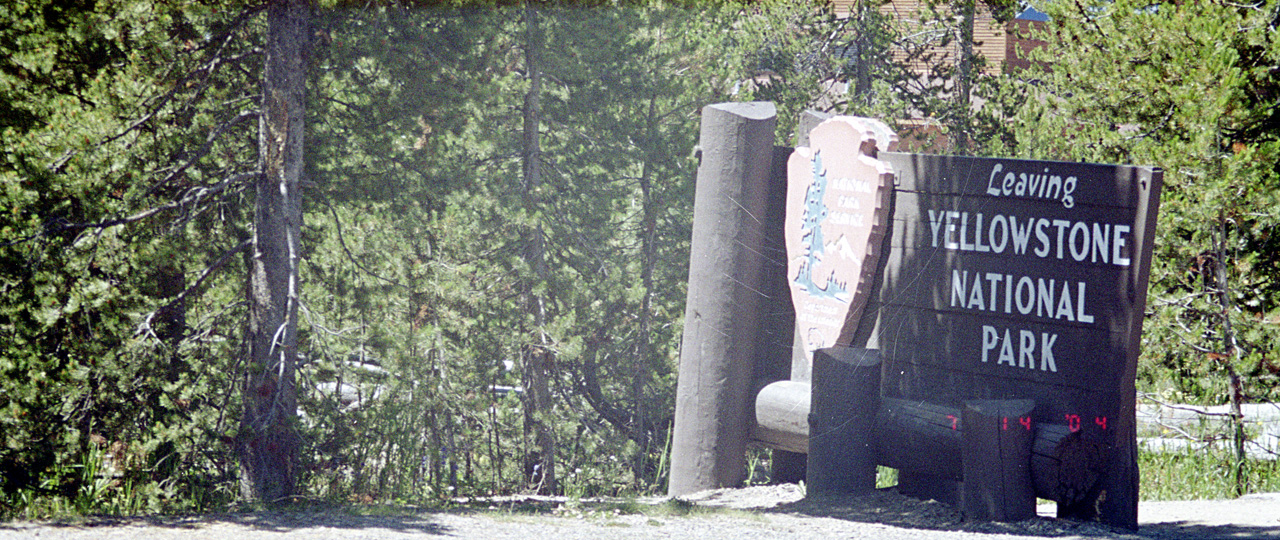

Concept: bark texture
[[240, 0, 308, 503], [520, 1, 557, 495]]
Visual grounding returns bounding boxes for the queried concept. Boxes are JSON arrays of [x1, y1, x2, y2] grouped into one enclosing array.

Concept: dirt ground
[[2, 485, 1277, 540]]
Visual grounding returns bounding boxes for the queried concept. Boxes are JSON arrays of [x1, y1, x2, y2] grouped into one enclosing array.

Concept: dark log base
[[754, 372, 1109, 522], [806, 347, 881, 495]]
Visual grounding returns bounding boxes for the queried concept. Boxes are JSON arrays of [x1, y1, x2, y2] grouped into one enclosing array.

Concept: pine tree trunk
[[520, 1, 557, 495], [632, 93, 659, 483], [1215, 211, 1248, 497], [955, 0, 975, 151], [240, 0, 307, 504], [851, 1, 872, 100]]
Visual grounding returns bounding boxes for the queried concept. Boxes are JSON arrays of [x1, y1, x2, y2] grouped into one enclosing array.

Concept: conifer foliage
[[0, 0, 870, 511], [2, 0, 266, 512]]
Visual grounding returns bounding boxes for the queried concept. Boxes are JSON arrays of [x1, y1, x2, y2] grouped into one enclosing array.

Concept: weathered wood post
[[1032, 424, 1108, 514], [807, 347, 880, 495], [760, 144, 805, 485], [962, 400, 1037, 521], [668, 102, 777, 496]]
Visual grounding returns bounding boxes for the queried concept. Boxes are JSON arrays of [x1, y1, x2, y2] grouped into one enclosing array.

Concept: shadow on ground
[[0, 506, 453, 536], [6, 488, 1279, 540], [766, 489, 1280, 539]]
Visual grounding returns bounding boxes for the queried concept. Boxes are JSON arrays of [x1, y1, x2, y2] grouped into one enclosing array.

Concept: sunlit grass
[[876, 466, 898, 489], [1139, 447, 1280, 501]]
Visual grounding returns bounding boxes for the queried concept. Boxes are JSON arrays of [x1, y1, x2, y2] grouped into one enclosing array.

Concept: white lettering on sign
[[981, 324, 1058, 372], [927, 210, 1132, 266], [950, 270, 1095, 323], [920, 164, 1139, 376], [985, 162, 1078, 209]]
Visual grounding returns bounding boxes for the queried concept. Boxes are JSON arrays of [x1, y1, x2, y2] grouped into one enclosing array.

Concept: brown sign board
[[851, 152, 1162, 527]]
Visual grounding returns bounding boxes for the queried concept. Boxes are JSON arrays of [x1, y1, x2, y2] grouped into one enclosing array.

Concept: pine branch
[[4, 171, 256, 247], [137, 238, 252, 343], [49, 4, 266, 174]]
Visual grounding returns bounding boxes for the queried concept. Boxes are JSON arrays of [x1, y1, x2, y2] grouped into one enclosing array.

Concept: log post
[[1031, 424, 1107, 515], [759, 144, 804, 484], [669, 102, 777, 496], [962, 400, 1036, 522], [752, 146, 798, 388], [807, 347, 881, 495]]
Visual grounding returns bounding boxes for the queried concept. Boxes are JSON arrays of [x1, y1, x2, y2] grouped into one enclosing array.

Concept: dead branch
[[136, 238, 251, 344], [142, 109, 259, 200], [4, 171, 256, 247]]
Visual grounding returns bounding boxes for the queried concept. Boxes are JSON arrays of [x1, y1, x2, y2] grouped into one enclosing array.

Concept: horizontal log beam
[[877, 397, 964, 480], [753, 389, 1107, 506], [753, 380, 810, 454]]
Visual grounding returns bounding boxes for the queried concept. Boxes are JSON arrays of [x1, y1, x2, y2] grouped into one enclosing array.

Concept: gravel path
[[3, 486, 1277, 540]]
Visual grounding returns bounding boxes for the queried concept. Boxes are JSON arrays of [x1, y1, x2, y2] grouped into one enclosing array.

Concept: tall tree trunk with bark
[[240, 0, 308, 503], [849, 1, 873, 101], [632, 93, 659, 481], [954, 0, 975, 152], [520, 1, 557, 495]]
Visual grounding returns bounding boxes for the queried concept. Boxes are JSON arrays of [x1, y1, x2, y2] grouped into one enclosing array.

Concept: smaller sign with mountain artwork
[[785, 117, 895, 364]]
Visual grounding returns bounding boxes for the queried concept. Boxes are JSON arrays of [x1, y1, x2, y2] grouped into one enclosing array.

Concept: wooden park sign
[[855, 150, 1162, 527], [669, 106, 1161, 530]]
